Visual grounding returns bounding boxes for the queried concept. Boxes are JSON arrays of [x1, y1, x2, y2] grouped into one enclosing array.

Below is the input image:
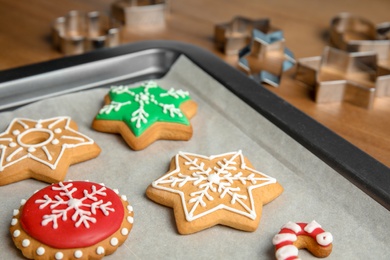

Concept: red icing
[[20, 181, 124, 249], [274, 223, 328, 251]]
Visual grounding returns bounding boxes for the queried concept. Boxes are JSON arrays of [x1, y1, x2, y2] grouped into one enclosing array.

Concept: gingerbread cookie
[[10, 181, 134, 259], [273, 221, 333, 259], [92, 81, 197, 150], [146, 150, 283, 234], [0, 117, 101, 186]]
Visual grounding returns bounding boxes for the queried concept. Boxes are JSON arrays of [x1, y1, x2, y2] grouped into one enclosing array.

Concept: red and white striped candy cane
[[272, 220, 333, 260]]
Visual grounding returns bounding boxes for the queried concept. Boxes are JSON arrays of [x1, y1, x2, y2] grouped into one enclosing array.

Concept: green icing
[[96, 81, 192, 137]]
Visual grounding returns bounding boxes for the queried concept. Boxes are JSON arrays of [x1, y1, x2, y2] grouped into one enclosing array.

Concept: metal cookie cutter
[[111, 0, 168, 29], [214, 16, 270, 55], [330, 12, 390, 63], [52, 11, 122, 55], [238, 29, 296, 87], [295, 47, 390, 109]]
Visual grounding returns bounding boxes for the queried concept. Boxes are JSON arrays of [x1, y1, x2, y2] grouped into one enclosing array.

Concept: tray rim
[[1, 40, 389, 210]]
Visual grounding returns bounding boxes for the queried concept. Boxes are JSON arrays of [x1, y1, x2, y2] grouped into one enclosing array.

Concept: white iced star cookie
[[10, 181, 134, 259], [146, 150, 283, 234], [0, 117, 101, 185]]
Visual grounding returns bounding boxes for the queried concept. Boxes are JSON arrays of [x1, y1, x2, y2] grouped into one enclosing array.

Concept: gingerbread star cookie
[[146, 150, 283, 234], [0, 117, 101, 186], [10, 181, 134, 259], [92, 81, 197, 150]]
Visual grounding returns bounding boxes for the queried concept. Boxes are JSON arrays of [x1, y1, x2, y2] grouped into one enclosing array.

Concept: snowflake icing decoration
[[152, 150, 277, 221], [35, 182, 115, 229], [96, 81, 192, 137]]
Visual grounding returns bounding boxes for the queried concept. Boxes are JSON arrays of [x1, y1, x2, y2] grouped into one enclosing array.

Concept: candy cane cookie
[[272, 221, 333, 259]]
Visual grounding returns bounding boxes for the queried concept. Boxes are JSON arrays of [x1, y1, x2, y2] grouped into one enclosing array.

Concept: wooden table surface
[[0, 0, 389, 168]]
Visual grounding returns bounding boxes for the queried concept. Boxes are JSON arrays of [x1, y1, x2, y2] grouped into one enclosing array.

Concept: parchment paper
[[0, 56, 389, 259]]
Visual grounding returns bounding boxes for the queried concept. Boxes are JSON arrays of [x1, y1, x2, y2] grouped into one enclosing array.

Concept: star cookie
[[92, 81, 197, 150], [10, 181, 134, 259], [0, 117, 101, 186], [146, 150, 283, 234]]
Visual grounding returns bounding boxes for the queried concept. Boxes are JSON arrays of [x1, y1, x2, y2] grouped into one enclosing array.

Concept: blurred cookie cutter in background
[[111, 0, 168, 29], [214, 16, 270, 55], [52, 11, 122, 55], [330, 12, 390, 66], [295, 47, 390, 109], [238, 29, 296, 87]]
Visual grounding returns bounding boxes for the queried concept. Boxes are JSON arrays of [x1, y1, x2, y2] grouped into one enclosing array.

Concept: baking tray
[[0, 41, 389, 259], [1, 40, 389, 208]]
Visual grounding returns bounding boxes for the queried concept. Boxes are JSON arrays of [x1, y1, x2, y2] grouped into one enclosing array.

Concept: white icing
[[96, 246, 105, 255], [74, 250, 83, 258], [11, 218, 17, 226], [0, 117, 96, 171], [275, 245, 299, 260], [16, 120, 28, 129], [13, 209, 19, 216], [36, 182, 114, 229], [100, 82, 190, 130], [151, 150, 277, 222], [316, 231, 333, 246], [304, 220, 321, 233], [121, 228, 129, 236], [36, 246, 45, 256], [272, 233, 297, 245], [110, 237, 119, 246], [127, 216, 134, 223], [20, 199, 26, 205], [282, 221, 302, 233], [60, 136, 85, 142], [55, 252, 64, 260], [121, 195, 127, 201], [13, 230, 20, 237], [127, 205, 133, 212], [22, 239, 30, 247], [17, 128, 54, 148]]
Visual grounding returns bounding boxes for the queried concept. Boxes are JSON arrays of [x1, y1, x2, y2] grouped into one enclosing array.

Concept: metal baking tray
[[1, 40, 389, 210]]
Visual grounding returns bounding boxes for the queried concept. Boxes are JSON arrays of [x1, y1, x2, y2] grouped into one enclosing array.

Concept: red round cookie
[[21, 181, 124, 248], [10, 181, 134, 259]]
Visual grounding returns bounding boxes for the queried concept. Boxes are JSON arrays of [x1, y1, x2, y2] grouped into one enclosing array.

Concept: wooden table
[[0, 0, 389, 167]]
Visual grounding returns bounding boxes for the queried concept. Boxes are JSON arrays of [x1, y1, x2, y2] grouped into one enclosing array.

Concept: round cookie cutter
[[52, 10, 122, 55]]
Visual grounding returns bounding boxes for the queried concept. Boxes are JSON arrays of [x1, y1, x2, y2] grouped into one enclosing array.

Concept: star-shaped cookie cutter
[[214, 16, 270, 55], [330, 12, 390, 66], [111, 0, 168, 29], [52, 10, 122, 55], [295, 46, 390, 109], [146, 150, 283, 234], [238, 29, 296, 87]]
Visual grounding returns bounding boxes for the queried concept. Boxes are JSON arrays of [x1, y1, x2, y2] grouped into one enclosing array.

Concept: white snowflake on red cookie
[[0, 117, 101, 185], [147, 151, 284, 234], [10, 181, 134, 259], [36, 182, 115, 229]]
